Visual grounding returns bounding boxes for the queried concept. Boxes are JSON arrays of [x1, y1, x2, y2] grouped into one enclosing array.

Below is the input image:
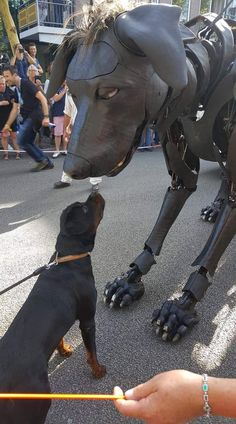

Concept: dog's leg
[[80, 324, 106, 378], [56, 338, 73, 357]]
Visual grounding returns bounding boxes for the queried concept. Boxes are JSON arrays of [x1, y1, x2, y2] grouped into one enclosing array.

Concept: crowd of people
[[0, 41, 159, 190], [0, 43, 102, 190], [0, 42, 54, 171]]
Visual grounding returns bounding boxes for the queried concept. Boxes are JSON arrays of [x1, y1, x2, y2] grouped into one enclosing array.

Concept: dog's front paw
[[92, 364, 106, 379], [57, 339, 73, 357]]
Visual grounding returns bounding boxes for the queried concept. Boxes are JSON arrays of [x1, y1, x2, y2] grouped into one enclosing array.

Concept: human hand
[[35, 79, 42, 87], [113, 370, 203, 424], [2, 124, 11, 136], [42, 117, 49, 127]]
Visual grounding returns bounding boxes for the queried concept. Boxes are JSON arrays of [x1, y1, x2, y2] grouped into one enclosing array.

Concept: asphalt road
[[0, 149, 236, 424]]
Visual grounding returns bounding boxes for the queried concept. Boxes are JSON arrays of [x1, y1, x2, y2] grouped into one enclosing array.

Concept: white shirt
[[64, 92, 77, 125]]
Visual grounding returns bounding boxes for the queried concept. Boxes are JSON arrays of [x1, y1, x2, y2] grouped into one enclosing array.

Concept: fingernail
[[125, 389, 134, 398]]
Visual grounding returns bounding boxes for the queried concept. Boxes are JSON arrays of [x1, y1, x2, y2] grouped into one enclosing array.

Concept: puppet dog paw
[[201, 198, 224, 222], [152, 298, 199, 342], [103, 269, 145, 308]]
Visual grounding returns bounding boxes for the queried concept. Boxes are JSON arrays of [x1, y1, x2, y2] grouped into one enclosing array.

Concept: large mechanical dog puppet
[[48, 2, 236, 342]]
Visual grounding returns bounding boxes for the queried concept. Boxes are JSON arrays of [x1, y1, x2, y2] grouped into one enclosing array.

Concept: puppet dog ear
[[114, 4, 188, 90], [46, 31, 76, 98]]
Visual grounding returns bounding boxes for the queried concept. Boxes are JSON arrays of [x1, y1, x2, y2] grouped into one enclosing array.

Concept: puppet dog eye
[[96, 88, 119, 100], [82, 205, 88, 214]]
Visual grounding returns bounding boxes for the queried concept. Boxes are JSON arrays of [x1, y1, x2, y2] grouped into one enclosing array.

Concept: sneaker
[[31, 159, 54, 172], [91, 183, 99, 193], [54, 181, 71, 189], [16, 154, 20, 160], [61, 151, 67, 156], [45, 161, 54, 170], [52, 151, 60, 158], [3, 155, 8, 160]]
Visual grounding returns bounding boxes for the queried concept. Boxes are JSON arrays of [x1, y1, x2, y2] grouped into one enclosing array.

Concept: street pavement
[[0, 149, 236, 423]]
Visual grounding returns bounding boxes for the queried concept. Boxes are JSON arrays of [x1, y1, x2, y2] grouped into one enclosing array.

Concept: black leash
[[0, 252, 89, 296], [0, 263, 56, 296]]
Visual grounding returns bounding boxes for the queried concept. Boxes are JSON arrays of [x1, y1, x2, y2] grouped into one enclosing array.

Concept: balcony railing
[[18, 0, 74, 31]]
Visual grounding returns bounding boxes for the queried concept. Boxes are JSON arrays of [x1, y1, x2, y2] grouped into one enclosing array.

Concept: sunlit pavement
[[0, 150, 235, 424]]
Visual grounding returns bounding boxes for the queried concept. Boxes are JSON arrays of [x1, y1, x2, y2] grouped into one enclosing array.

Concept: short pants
[[53, 116, 64, 136]]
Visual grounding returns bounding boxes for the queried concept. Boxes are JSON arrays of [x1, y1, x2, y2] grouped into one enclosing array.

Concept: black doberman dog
[[0, 193, 106, 424]]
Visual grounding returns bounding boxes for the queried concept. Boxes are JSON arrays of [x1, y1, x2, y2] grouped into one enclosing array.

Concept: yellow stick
[[0, 393, 125, 400]]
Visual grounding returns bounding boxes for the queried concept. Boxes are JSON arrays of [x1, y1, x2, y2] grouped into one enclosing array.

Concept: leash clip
[[46, 253, 59, 270]]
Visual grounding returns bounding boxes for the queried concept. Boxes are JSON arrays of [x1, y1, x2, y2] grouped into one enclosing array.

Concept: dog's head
[[47, 3, 187, 179], [55, 193, 105, 256]]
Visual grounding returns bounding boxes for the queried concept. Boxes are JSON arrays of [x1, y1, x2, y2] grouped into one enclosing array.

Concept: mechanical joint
[[183, 270, 211, 301], [130, 249, 156, 275]]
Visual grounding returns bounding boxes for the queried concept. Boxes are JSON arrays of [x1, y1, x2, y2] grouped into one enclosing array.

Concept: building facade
[[17, 0, 233, 72]]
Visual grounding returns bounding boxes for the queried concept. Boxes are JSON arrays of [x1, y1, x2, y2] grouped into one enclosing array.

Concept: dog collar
[[55, 252, 90, 264]]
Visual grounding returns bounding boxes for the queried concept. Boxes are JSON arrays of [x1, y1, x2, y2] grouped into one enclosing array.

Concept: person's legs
[[17, 118, 53, 170], [53, 135, 62, 157], [1, 135, 9, 159], [62, 137, 68, 152], [54, 171, 72, 188], [144, 127, 152, 148], [53, 116, 64, 157], [10, 132, 20, 159]]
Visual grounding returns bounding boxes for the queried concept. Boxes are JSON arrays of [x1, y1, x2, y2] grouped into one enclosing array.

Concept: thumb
[[125, 377, 157, 401], [113, 386, 144, 419]]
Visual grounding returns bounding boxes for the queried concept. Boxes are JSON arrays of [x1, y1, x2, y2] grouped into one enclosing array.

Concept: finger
[[113, 386, 124, 397], [156, 301, 172, 327], [114, 386, 144, 417], [104, 280, 119, 302], [201, 205, 210, 215], [172, 324, 188, 342], [209, 210, 218, 223], [120, 294, 132, 307], [151, 308, 161, 324], [110, 286, 126, 308], [114, 397, 144, 419], [204, 209, 212, 219], [183, 315, 199, 328], [125, 375, 161, 402], [163, 313, 177, 333]]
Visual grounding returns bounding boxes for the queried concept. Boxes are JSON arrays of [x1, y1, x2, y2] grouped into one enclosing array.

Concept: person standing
[[27, 64, 43, 90], [50, 82, 67, 158], [0, 75, 20, 160], [10, 44, 34, 80], [26, 42, 44, 76], [53, 91, 102, 191], [3, 65, 54, 172]]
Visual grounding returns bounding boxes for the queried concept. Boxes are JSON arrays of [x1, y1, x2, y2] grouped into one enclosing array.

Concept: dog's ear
[[46, 31, 77, 99], [114, 4, 187, 90], [60, 202, 91, 236]]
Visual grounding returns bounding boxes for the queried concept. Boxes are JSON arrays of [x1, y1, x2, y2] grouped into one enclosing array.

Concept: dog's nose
[[63, 153, 91, 179]]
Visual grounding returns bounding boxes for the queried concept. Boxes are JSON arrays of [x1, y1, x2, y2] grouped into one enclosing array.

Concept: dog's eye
[[96, 88, 119, 100]]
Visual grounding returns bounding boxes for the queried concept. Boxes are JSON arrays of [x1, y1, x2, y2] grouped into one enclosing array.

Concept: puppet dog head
[[55, 193, 105, 256], [47, 2, 187, 179]]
